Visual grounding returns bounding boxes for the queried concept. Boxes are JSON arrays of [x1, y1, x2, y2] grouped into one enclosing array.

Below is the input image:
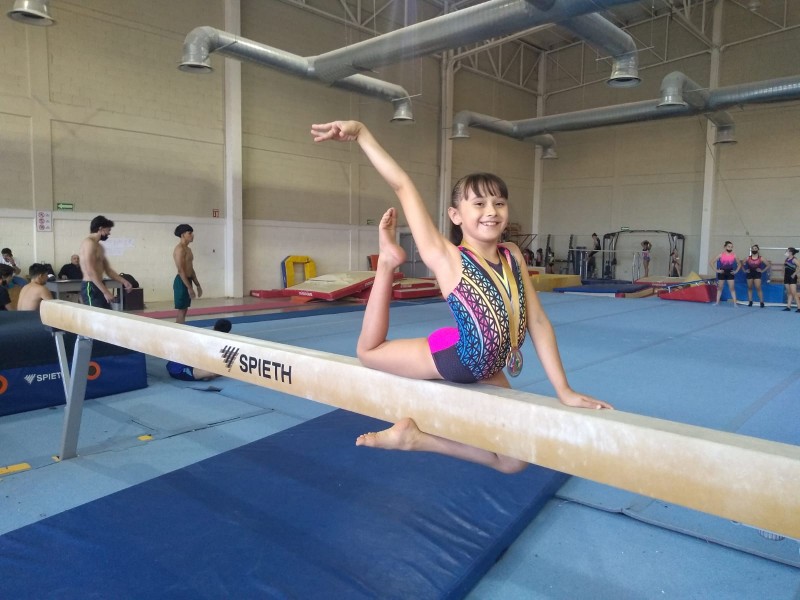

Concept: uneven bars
[[40, 301, 800, 538]]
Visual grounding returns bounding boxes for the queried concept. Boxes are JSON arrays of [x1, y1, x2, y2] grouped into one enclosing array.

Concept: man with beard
[[79, 215, 132, 309]]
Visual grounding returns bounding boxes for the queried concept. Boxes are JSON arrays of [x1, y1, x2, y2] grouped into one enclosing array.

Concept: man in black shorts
[[78, 215, 132, 309]]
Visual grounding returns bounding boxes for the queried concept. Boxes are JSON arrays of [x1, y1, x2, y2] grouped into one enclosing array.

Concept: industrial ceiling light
[[747, 0, 761, 11], [7, 0, 55, 26]]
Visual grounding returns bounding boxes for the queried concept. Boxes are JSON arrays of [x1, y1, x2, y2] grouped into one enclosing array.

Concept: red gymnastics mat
[[132, 298, 311, 320]]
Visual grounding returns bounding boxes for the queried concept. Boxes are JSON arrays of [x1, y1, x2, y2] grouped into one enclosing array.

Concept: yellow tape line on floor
[[0, 462, 31, 475]]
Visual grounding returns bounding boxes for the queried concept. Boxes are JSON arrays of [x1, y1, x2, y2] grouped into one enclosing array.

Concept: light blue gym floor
[[1, 294, 798, 598]]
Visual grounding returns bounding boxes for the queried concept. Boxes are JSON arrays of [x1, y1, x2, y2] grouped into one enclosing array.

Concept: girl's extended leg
[[727, 279, 737, 305], [356, 370, 527, 474], [357, 207, 440, 380], [716, 280, 723, 304]]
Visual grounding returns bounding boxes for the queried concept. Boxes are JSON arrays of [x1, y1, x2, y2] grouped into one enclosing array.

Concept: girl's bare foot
[[377, 208, 406, 270], [355, 418, 421, 450]]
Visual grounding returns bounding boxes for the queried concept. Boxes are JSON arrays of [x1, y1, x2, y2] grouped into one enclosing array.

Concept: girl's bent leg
[[356, 370, 527, 474], [356, 208, 404, 355], [357, 208, 440, 380]]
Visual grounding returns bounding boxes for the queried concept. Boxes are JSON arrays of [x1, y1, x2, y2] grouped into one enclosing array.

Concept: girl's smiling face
[[452, 190, 509, 245]]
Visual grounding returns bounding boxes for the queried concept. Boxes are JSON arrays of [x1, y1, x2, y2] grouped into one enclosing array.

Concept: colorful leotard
[[717, 252, 737, 270], [430, 245, 527, 382], [745, 256, 766, 279], [745, 257, 764, 272]]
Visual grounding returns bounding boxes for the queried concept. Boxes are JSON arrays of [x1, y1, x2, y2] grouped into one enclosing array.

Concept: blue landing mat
[[554, 283, 649, 294], [0, 410, 566, 599]]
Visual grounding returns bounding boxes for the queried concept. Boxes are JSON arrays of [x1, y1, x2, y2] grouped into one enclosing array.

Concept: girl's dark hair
[[448, 173, 509, 244]]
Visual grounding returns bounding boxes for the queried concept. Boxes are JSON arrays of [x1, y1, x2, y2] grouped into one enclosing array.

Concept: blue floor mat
[[556, 480, 800, 568], [552, 300, 800, 566], [0, 410, 567, 599], [554, 283, 649, 294]]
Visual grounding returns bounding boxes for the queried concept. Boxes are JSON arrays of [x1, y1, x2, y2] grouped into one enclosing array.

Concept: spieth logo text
[[25, 372, 62, 384], [220, 346, 292, 383]]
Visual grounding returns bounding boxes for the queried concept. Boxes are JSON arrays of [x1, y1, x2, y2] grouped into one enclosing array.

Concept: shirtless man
[[79, 215, 132, 309], [16, 263, 53, 311], [172, 224, 202, 324]]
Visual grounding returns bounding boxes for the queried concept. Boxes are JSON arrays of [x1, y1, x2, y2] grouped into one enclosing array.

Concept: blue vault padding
[[0, 311, 147, 416]]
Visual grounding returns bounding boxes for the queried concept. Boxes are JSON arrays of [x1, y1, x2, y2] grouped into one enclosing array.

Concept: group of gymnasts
[[710, 241, 798, 309]]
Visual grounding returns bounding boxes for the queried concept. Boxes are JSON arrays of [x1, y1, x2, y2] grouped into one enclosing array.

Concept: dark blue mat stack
[[0, 410, 566, 599], [0, 311, 146, 416]]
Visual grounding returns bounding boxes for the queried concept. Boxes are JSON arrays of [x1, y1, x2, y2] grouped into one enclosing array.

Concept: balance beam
[[40, 300, 800, 538]]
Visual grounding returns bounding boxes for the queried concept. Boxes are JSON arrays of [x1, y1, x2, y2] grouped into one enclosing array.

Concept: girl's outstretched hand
[[311, 121, 362, 143], [558, 388, 614, 411]]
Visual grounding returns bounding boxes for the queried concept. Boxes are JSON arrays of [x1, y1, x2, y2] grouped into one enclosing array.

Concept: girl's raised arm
[[312, 121, 453, 271]]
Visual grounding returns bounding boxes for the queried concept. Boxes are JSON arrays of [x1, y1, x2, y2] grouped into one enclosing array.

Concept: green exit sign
[[56, 203, 74, 210]]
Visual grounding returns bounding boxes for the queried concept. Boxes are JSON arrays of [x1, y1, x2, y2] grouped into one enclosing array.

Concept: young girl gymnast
[[311, 120, 612, 473]]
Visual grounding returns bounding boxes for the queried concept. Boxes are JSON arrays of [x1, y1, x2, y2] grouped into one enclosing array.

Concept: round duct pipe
[[450, 122, 471, 139], [714, 125, 737, 145], [7, 0, 54, 26], [541, 146, 558, 159], [658, 95, 688, 107], [390, 100, 414, 123], [179, 61, 213, 74], [607, 70, 641, 88], [606, 54, 640, 88]]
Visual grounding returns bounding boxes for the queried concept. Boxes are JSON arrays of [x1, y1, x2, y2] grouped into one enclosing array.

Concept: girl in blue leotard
[[311, 120, 612, 473]]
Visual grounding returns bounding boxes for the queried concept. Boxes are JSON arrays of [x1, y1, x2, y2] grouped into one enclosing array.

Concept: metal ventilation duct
[[558, 13, 639, 87], [449, 112, 559, 157], [7, 0, 54, 26], [180, 0, 643, 119], [180, 27, 414, 122], [309, 0, 640, 86], [451, 74, 800, 145]]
